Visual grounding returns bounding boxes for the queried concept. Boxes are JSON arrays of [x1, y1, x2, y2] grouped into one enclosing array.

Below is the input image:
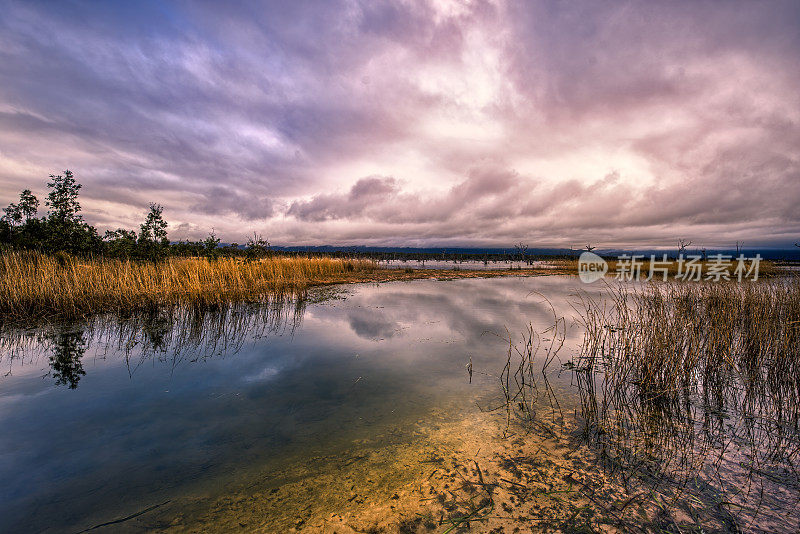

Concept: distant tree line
[[1, 170, 272, 261], [2, 170, 583, 264]]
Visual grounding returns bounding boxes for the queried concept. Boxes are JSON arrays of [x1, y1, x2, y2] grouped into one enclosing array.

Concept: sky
[[1, 0, 799, 248]]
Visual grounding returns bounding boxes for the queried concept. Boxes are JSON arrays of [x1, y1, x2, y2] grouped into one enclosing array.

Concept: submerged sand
[[98, 394, 783, 534]]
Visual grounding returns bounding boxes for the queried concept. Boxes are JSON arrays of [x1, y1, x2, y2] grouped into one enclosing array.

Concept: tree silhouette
[[203, 228, 221, 257], [103, 228, 138, 258], [677, 239, 693, 256], [42, 170, 101, 254], [46, 170, 82, 224], [18, 190, 39, 221], [2, 189, 37, 227], [2, 202, 21, 227], [245, 232, 271, 259], [138, 203, 169, 260], [139, 203, 168, 244]]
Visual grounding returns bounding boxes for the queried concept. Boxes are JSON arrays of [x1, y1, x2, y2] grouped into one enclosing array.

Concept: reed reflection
[[1, 292, 306, 389]]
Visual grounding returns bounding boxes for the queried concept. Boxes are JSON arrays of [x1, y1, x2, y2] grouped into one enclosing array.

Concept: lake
[[377, 259, 561, 270], [1, 276, 797, 532]]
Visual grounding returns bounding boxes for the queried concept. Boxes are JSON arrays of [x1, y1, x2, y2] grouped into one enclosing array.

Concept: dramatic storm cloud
[[1, 0, 799, 247]]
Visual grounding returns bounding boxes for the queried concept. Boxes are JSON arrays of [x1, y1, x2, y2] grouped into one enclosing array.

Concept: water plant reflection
[[0, 292, 306, 389]]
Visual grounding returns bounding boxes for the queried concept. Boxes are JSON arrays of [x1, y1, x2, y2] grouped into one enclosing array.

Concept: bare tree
[[584, 244, 597, 252], [677, 239, 693, 256], [735, 241, 743, 255], [514, 242, 529, 263]]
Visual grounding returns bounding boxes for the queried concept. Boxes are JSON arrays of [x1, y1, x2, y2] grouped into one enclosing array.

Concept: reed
[[0, 250, 376, 322], [573, 278, 800, 529], [497, 277, 800, 530], [575, 278, 800, 413]]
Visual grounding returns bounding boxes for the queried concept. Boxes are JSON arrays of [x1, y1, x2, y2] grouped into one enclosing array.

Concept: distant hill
[[224, 245, 800, 261]]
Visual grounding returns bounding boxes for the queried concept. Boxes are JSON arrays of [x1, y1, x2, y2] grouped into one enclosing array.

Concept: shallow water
[[0, 277, 586, 532], [1, 276, 798, 532]]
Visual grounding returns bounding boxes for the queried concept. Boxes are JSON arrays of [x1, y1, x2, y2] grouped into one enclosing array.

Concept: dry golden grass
[[0, 250, 377, 321]]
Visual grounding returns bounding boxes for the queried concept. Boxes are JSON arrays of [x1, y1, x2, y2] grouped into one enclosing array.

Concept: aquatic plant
[[498, 278, 800, 531]]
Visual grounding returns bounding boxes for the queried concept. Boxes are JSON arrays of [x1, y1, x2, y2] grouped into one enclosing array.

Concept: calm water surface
[[377, 259, 560, 270], [1, 276, 798, 532], [0, 277, 586, 533]]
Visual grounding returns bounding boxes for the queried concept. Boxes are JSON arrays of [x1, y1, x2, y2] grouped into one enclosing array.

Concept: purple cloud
[[0, 0, 798, 247]]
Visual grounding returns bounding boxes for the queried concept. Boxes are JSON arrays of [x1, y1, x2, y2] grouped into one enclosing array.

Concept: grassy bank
[[0, 251, 377, 322], [2, 250, 784, 324], [0, 251, 576, 323]]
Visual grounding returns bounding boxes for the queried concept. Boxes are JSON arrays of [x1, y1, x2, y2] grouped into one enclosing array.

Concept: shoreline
[[300, 266, 575, 286], [0, 250, 573, 326], [0, 250, 787, 327], [0, 267, 571, 327]]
